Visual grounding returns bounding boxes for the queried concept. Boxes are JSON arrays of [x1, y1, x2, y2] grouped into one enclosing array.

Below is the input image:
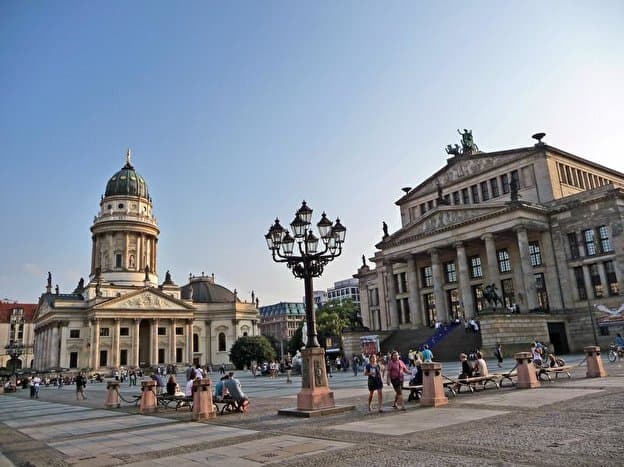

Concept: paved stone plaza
[[0, 355, 622, 466]]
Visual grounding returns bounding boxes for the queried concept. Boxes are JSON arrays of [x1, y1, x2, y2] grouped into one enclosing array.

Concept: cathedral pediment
[[92, 288, 195, 311]]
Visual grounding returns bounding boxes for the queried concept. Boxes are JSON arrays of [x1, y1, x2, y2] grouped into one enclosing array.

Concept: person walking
[[386, 351, 410, 411], [364, 354, 384, 412]]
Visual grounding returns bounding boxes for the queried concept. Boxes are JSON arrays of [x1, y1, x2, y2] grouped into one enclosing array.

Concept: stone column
[[482, 233, 499, 288], [516, 227, 538, 311], [429, 249, 447, 322], [113, 318, 120, 368], [93, 319, 101, 370], [385, 262, 399, 329], [406, 256, 423, 326], [133, 319, 140, 367], [169, 318, 176, 364], [186, 320, 193, 365], [455, 242, 475, 319], [151, 318, 159, 366], [375, 267, 388, 329]]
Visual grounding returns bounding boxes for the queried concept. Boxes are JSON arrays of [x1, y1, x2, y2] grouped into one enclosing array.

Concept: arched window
[[218, 332, 226, 352], [193, 333, 199, 353]]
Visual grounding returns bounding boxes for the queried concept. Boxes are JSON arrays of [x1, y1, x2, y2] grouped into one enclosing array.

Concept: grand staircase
[[381, 325, 482, 362]]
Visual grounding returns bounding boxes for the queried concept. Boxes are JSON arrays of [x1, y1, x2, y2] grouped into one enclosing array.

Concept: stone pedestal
[[139, 380, 157, 414], [192, 378, 216, 420], [420, 362, 448, 407], [105, 380, 120, 408], [584, 346, 607, 378], [515, 352, 540, 389], [296, 347, 335, 411]]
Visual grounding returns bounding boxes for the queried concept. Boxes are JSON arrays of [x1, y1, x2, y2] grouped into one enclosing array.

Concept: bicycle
[[606, 344, 623, 363]]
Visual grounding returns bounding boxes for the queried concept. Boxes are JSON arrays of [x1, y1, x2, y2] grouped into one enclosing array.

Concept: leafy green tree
[[316, 299, 358, 348], [229, 336, 276, 370]]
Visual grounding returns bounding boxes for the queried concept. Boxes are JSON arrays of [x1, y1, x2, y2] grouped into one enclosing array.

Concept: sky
[[1, 1, 623, 306]]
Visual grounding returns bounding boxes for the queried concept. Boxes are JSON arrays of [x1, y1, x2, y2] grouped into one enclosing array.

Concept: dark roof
[[182, 278, 237, 303], [105, 162, 149, 199], [0, 302, 36, 323]]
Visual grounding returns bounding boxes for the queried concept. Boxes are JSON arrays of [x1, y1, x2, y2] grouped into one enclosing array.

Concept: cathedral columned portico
[[356, 134, 624, 352]]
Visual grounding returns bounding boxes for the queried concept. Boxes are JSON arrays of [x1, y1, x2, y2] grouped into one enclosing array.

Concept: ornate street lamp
[[265, 201, 346, 412]]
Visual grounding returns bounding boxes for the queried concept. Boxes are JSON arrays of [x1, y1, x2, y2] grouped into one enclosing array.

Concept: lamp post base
[[296, 347, 335, 411]]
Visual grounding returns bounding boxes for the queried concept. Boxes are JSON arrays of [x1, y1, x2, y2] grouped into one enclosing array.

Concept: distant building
[[0, 301, 36, 370], [355, 133, 624, 352], [259, 302, 306, 340], [326, 278, 360, 308]]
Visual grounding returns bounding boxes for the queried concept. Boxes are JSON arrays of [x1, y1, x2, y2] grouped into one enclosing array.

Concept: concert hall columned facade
[[355, 135, 624, 352], [32, 152, 259, 372]]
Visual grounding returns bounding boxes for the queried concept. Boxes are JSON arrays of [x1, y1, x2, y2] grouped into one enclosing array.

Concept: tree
[[229, 336, 276, 370], [316, 299, 358, 348]]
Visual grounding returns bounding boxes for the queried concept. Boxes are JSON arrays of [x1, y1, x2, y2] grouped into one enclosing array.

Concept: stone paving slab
[[51, 423, 257, 459], [5, 408, 120, 428], [21, 414, 171, 441], [332, 407, 509, 435], [124, 434, 352, 466], [453, 387, 603, 408]]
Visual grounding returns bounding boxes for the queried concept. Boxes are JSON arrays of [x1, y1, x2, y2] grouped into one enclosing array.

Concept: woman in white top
[[473, 351, 489, 377]]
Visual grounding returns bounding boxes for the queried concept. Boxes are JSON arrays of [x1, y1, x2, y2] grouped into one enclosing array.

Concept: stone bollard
[[420, 362, 448, 407], [105, 380, 121, 408], [584, 346, 607, 378], [514, 352, 540, 389], [192, 378, 216, 420], [139, 380, 157, 414]]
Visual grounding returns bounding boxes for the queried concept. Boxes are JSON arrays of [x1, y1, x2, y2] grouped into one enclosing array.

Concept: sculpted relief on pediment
[[108, 292, 178, 310]]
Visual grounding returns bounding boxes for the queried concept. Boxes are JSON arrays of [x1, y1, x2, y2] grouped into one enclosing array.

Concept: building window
[[69, 329, 80, 338], [421, 266, 433, 288], [501, 278, 515, 308], [528, 241, 542, 267], [490, 178, 500, 198], [445, 261, 457, 283], [176, 348, 183, 363], [470, 256, 483, 279], [423, 293, 436, 327], [120, 349, 128, 366], [604, 261, 620, 296], [480, 181, 490, 201], [194, 333, 200, 353], [583, 229, 597, 256], [176, 327, 184, 335], [158, 327, 167, 336], [116, 254, 122, 268], [501, 174, 510, 194], [99, 327, 110, 337], [472, 285, 484, 313], [574, 267, 587, 300], [568, 233, 580, 259], [99, 350, 108, 367], [470, 185, 480, 204], [497, 249, 511, 273], [69, 352, 78, 368], [452, 191, 460, 205], [589, 263, 603, 297], [598, 225, 613, 253], [462, 188, 470, 204], [120, 327, 129, 336], [535, 273, 549, 311], [218, 332, 226, 352]]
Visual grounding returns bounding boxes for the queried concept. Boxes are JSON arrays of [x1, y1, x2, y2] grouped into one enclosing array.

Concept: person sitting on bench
[[473, 351, 489, 377], [223, 372, 249, 412]]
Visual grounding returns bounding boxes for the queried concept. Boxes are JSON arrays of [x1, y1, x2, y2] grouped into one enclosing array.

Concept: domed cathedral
[[33, 150, 259, 373]]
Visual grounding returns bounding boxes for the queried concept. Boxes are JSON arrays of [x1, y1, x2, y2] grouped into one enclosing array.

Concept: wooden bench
[[452, 374, 503, 393], [402, 381, 457, 401], [536, 365, 573, 381]]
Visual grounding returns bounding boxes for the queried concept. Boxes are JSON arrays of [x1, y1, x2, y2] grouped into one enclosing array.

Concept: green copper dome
[[104, 151, 150, 199]]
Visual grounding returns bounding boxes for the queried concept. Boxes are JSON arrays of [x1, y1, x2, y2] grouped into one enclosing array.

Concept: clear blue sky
[[1, 1, 623, 306]]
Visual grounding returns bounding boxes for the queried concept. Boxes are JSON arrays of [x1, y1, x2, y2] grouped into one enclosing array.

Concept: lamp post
[[265, 201, 346, 412]]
